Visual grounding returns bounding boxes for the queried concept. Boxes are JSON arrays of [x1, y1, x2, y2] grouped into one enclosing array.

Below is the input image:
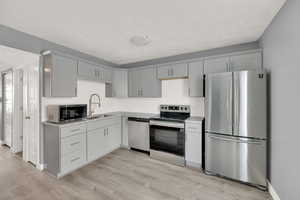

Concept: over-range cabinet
[[204, 70, 267, 189]]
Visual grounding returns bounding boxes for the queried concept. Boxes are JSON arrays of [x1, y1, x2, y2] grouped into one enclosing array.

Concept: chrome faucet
[[89, 93, 101, 116]]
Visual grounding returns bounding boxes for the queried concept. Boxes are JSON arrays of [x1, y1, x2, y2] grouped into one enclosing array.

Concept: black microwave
[[47, 104, 87, 123]]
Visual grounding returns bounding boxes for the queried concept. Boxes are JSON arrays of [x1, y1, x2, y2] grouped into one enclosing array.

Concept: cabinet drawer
[[61, 133, 86, 156], [61, 150, 85, 172], [185, 124, 202, 133], [87, 117, 121, 132], [60, 124, 86, 138]]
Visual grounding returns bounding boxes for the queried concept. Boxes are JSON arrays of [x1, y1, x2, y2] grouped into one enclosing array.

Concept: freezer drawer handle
[[208, 135, 262, 145]]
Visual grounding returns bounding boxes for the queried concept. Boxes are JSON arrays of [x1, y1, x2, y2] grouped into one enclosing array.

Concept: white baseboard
[[185, 160, 202, 170], [121, 144, 130, 149], [268, 181, 280, 200], [36, 163, 46, 171]]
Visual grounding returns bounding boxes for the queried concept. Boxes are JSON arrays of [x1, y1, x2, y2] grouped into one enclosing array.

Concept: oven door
[[149, 120, 185, 157]]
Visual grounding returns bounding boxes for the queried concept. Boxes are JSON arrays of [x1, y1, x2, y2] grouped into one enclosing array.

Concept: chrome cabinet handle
[[70, 141, 80, 146], [71, 128, 80, 132], [71, 157, 80, 162]]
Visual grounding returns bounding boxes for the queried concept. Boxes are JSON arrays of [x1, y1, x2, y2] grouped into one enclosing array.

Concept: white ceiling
[[0, 0, 286, 64]]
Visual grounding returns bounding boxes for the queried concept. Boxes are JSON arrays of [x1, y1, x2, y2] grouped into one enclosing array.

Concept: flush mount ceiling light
[[130, 35, 151, 46]]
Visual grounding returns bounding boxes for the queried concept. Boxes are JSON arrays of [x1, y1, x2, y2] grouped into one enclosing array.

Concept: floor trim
[[268, 181, 280, 200]]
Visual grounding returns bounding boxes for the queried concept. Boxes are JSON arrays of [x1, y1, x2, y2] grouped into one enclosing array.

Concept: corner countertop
[[185, 116, 204, 123], [43, 111, 157, 127]]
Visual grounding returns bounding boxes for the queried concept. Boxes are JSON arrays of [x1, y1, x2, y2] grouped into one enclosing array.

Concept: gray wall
[[260, 1, 298, 200], [0, 25, 117, 67]]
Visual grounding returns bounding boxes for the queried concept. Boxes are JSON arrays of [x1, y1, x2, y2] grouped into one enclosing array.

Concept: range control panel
[[160, 105, 190, 113]]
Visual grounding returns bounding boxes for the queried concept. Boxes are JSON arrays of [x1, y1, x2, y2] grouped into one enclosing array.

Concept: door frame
[[1, 69, 14, 149], [22, 63, 40, 167]]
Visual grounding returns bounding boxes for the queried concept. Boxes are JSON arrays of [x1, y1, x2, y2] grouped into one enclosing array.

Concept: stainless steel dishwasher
[[128, 117, 150, 152]]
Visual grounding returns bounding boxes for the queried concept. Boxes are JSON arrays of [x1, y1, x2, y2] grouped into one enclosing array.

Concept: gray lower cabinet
[[87, 121, 121, 162], [188, 61, 204, 97], [157, 63, 188, 79], [44, 123, 87, 177], [43, 52, 78, 97], [128, 66, 161, 97], [87, 128, 106, 162], [185, 120, 203, 169], [78, 60, 112, 83], [44, 116, 121, 178]]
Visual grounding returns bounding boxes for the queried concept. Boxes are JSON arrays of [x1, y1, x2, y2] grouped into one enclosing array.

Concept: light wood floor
[[0, 146, 271, 200]]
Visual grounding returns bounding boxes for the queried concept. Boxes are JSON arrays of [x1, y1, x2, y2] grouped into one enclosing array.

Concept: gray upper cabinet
[[103, 68, 112, 83], [128, 69, 140, 97], [43, 52, 78, 97], [204, 51, 262, 74], [204, 56, 230, 74], [128, 66, 161, 97], [229, 52, 262, 72], [78, 60, 112, 83], [106, 70, 128, 98], [157, 63, 188, 79], [77, 61, 98, 81], [188, 60, 204, 97]]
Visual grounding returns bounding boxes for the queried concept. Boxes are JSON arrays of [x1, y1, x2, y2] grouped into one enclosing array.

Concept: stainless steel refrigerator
[[204, 70, 267, 189]]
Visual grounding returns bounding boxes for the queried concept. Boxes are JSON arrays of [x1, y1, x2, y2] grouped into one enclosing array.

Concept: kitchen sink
[[86, 114, 112, 120]]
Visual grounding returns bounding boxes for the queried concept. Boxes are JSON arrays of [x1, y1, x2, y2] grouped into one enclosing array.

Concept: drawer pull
[[71, 128, 80, 132], [71, 157, 81, 162], [70, 141, 80, 146]]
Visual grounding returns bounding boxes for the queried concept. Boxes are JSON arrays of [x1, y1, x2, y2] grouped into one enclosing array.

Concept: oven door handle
[[150, 120, 184, 129]]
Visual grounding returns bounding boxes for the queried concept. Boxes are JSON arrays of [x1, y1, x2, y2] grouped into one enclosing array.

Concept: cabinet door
[[107, 123, 121, 152], [115, 70, 128, 97], [87, 128, 106, 162], [171, 63, 188, 78], [78, 61, 97, 81], [51, 54, 78, 97], [204, 57, 229, 74], [230, 52, 262, 72], [103, 69, 112, 83], [157, 65, 171, 79], [188, 61, 204, 97], [185, 123, 202, 167], [128, 70, 140, 97], [140, 67, 161, 97], [107, 70, 128, 97]]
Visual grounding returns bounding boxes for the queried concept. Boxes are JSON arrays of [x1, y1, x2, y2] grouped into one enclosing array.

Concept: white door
[[23, 66, 39, 165], [2, 71, 13, 147]]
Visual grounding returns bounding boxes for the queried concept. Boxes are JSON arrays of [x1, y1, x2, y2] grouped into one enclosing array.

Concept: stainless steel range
[[149, 105, 190, 166]]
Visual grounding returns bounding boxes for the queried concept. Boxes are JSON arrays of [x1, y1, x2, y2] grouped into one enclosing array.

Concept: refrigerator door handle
[[208, 135, 262, 145], [234, 73, 240, 133], [228, 79, 233, 132]]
